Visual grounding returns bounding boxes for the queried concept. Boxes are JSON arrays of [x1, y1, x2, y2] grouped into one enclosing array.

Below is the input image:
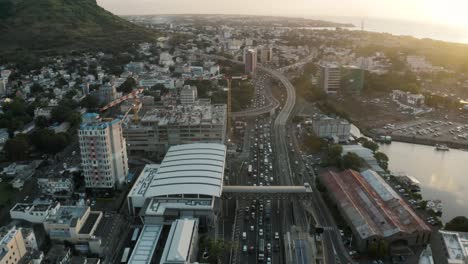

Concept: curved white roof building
[[144, 143, 226, 198]]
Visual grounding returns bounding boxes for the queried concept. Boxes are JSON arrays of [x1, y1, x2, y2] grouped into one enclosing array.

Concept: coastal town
[[0, 10, 468, 264]]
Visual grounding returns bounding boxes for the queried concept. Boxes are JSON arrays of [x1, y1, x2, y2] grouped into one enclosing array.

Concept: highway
[[191, 50, 352, 263]]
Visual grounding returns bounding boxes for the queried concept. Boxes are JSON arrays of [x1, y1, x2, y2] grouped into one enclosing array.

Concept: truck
[[248, 165, 253, 175]]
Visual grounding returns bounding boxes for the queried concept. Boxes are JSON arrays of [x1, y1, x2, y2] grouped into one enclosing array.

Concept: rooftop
[[128, 164, 160, 198], [46, 206, 87, 226], [319, 169, 430, 240], [128, 225, 163, 264], [144, 143, 226, 198], [161, 219, 197, 263], [440, 230, 468, 263], [124, 104, 226, 127]]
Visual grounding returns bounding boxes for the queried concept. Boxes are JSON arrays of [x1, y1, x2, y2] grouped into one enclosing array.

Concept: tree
[[35, 116, 49, 129], [30, 82, 43, 94], [342, 152, 364, 171], [4, 135, 29, 161], [374, 152, 389, 170], [304, 134, 325, 153], [29, 129, 69, 154], [362, 140, 379, 153], [325, 144, 343, 167], [80, 95, 100, 109], [117, 77, 136, 94], [445, 216, 468, 232]]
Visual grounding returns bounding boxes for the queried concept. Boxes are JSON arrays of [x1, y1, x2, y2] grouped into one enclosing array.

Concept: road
[[191, 50, 352, 263]]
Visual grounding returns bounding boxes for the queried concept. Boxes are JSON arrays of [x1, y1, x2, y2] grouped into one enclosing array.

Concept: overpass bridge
[[221, 184, 313, 200]]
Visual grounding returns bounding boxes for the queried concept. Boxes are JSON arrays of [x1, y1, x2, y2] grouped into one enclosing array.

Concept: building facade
[[341, 65, 365, 95], [0, 226, 27, 264], [122, 104, 226, 156], [318, 64, 341, 94], [79, 113, 128, 190], [310, 115, 351, 142], [180, 85, 198, 104], [244, 49, 257, 74]]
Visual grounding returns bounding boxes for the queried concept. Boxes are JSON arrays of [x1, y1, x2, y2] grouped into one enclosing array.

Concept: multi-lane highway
[[192, 50, 353, 263]]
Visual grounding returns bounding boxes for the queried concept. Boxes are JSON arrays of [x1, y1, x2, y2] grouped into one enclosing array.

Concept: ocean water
[[307, 16, 468, 44]]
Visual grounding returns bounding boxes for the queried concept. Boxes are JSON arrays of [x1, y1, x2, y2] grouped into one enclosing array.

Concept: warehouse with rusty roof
[[319, 169, 431, 254]]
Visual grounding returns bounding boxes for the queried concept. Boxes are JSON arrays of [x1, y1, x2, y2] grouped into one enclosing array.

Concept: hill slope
[[0, 0, 155, 55]]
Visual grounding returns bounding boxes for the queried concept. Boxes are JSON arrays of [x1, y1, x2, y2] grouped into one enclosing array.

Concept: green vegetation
[[4, 134, 30, 161], [323, 144, 343, 167], [0, 0, 157, 60], [30, 129, 71, 154], [374, 152, 389, 170], [362, 140, 379, 152], [342, 152, 364, 171], [445, 216, 468, 232], [292, 62, 326, 102], [423, 92, 462, 110], [363, 71, 421, 94], [0, 182, 16, 208], [0, 98, 33, 134], [117, 77, 137, 94], [231, 80, 254, 112], [303, 134, 326, 153]]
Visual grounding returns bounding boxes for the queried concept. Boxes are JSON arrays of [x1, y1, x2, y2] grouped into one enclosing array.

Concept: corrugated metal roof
[[320, 169, 430, 240], [145, 143, 226, 198], [128, 225, 163, 264]]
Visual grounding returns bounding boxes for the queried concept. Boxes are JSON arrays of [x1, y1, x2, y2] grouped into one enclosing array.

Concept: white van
[[242, 232, 247, 240]]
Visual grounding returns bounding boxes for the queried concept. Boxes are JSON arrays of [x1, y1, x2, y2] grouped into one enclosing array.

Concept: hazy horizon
[[97, 0, 468, 29]]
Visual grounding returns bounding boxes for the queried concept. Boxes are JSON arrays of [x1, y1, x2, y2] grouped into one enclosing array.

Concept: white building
[[318, 63, 341, 94], [10, 201, 60, 224], [127, 143, 226, 228], [439, 230, 468, 264], [37, 176, 74, 197], [0, 78, 7, 96], [79, 113, 129, 190], [180, 85, 198, 104], [311, 115, 351, 143], [160, 219, 199, 264]]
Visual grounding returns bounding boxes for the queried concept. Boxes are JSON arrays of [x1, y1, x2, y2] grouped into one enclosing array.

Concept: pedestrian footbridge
[[221, 184, 312, 200]]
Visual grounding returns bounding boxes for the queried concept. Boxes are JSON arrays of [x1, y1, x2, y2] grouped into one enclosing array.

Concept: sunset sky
[[97, 0, 468, 28]]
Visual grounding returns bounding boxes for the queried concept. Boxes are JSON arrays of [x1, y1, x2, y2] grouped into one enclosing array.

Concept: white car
[[259, 229, 264, 236]]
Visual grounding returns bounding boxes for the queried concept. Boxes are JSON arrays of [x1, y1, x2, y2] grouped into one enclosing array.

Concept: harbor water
[[379, 141, 468, 223]]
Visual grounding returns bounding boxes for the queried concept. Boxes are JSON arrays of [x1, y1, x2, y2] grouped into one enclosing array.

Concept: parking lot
[[377, 119, 468, 147]]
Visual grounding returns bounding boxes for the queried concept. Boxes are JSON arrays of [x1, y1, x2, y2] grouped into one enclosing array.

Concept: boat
[[435, 144, 449, 151]]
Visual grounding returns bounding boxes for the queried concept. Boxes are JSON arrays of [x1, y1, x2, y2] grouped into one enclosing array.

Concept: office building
[[319, 169, 431, 253], [79, 113, 129, 190], [341, 65, 365, 95], [122, 104, 226, 156], [318, 63, 341, 94], [160, 219, 199, 264], [244, 48, 257, 74], [180, 85, 198, 104], [0, 226, 27, 264], [311, 115, 351, 143]]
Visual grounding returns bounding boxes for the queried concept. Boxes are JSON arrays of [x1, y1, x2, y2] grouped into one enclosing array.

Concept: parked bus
[[258, 238, 265, 262], [121, 247, 131, 263]]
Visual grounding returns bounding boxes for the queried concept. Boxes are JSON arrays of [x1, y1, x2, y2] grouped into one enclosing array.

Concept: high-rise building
[[318, 64, 341, 94], [259, 46, 273, 64], [180, 85, 198, 104], [341, 65, 365, 95], [0, 78, 7, 96], [79, 113, 128, 190], [0, 226, 27, 264], [244, 49, 257, 74]]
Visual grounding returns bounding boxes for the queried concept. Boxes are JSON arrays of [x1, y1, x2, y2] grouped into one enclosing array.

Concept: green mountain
[[0, 0, 155, 55]]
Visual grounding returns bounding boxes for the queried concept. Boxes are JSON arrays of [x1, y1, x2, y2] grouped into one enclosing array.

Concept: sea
[[305, 16, 468, 44]]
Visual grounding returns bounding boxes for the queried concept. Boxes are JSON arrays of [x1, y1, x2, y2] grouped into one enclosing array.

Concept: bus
[[258, 238, 265, 262], [121, 247, 131, 263], [131, 228, 140, 242], [248, 165, 252, 175]]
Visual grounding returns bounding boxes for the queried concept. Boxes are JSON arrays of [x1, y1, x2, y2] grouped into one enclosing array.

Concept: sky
[[97, 0, 468, 28]]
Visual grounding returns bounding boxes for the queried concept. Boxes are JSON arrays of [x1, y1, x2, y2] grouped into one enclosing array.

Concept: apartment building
[[79, 113, 128, 190], [180, 85, 198, 104], [0, 227, 27, 264], [244, 48, 257, 74], [318, 63, 341, 94]]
